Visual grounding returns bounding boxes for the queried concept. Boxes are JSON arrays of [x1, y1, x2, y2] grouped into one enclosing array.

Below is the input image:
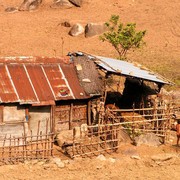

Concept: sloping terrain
[[0, 1, 180, 178], [0, 0, 180, 88]]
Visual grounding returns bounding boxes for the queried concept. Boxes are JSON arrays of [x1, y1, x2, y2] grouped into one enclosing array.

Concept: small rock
[[131, 155, 141, 160], [36, 161, 45, 166], [5, 7, 18, 13], [96, 154, 106, 161], [51, 0, 74, 9], [108, 157, 116, 163], [69, 23, 84, 36], [19, 0, 42, 11], [69, 0, 83, 7], [56, 161, 65, 168], [96, 165, 103, 169], [63, 160, 70, 164], [61, 21, 72, 27], [49, 157, 65, 168]]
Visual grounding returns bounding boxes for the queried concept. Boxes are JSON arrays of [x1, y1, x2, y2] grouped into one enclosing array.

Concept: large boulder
[[134, 133, 162, 147], [50, 0, 74, 9], [19, 0, 42, 11], [69, 0, 83, 7], [56, 124, 88, 148], [69, 23, 85, 36], [56, 130, 73, 148], [85, 23, 108, 38]]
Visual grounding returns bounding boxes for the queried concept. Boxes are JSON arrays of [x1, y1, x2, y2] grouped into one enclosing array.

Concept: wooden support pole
[[30, 130, 33, 159], [9, 135, 12, 161], [45, 119, 49, 158], [72, 128, 75, 157], [36, 121, 40, 158], [2, 134, 7, 161], [69, 103, 73, 130], [87, 100, 92, 126], [51, 105, 55, 134]]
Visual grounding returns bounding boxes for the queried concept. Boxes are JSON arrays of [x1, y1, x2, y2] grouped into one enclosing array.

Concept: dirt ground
[[0, 0, 180, 179], [0, 131, 179, 180], [0, 141, 180, 180], [0, 0, 180, 87]]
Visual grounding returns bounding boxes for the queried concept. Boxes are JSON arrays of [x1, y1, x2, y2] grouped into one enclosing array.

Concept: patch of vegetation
[[100, 15, 146, 60]]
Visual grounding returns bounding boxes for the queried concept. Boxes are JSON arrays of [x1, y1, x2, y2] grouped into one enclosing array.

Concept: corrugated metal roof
[[0, 56, 89, 105], [93, 55, 172, 84]]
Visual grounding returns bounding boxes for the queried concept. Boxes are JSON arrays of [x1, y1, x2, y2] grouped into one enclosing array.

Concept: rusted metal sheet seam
[[5, 64, 20, 102], [41, 65, 56, 100], [58, 64, 75, 99], [23, 64, 40, 103]]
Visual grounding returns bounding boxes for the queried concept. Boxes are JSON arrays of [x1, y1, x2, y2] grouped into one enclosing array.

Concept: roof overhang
[[75, 52, 173, 85]]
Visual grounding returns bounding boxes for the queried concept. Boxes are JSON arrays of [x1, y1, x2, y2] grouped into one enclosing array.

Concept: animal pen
[[61, 103, 175, 158], [0, 103, 176, 161]]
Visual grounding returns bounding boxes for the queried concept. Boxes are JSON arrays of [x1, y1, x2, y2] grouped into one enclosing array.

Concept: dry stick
[[104, 126, 107, 153], [9, 134, 12, 162], [30, 130, 33, 159], [22, 133, 25, 161], [36, 121, 40, 159], [90, 128, 93, 157], [142, 102, 145, 132], [46, 136, 50, 158], [23, 123, 27, 160], [80, 127, 82, 156], [40, 131, 43, 159], [97, 125, 100, 155], [132, 104, 135, 140], [13, 136, 16, 162], [48, 134, 51, 157], [2, 134, 7, 161], [73, 146, 121, 158], [17, 138, 20, 162], [166, 105, 170, 143], [44, 120, 48, 157], [162, 105, 165, 143], [115, 127, 118, 150], [72, 128, 75, 158]]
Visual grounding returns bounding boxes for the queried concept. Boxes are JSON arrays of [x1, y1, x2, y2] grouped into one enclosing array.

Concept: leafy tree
[[100, 15, 146, 60]]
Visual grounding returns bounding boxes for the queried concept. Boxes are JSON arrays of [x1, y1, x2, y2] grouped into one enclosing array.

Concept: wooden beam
[[69, 103, 73, 130], [87, 100, 92, 125]]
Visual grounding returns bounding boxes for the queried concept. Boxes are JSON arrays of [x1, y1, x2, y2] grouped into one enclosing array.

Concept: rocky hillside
[[0, 0, 179, 88]]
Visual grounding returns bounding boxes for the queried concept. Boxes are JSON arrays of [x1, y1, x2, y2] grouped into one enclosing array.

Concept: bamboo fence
[[67, 105, 176, 158], [0, 120, 54, 164]]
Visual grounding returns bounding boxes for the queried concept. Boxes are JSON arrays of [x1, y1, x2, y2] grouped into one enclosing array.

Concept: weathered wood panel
[[0, 123, 24, 146], [55, 105, 70, 131], [71, 105, 87, 127], [3, 105, 25, 122], [0, 106, 3, 123], [55, 103, 87, 132], [29, 106, 51, 137]]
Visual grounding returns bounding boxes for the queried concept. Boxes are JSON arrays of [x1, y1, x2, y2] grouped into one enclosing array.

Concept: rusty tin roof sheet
[[0, 56, 88, 105]]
